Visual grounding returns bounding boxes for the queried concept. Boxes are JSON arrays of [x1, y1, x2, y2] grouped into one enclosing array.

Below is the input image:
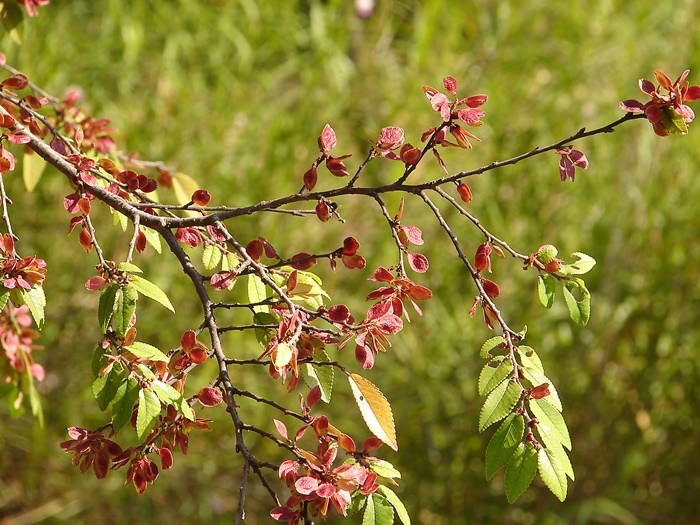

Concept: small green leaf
[[485, 413, 525, 480], [362, 494, 394, 525], [530, 398, 571, 450], [140, 226, 162, 254], [92, 368, 124, 411], [202, 244, 222, 270], [98, 284, 119, 332], [377, 486, 411, 525], [125, 341, 169, 363], [20, 351, 43, 426], [518, 346, 544, 373], [113, 209, 128, 231], [504, 443, 538, 503], [221, 252, 239, 271], [545, 442, 575, 480], [111, 378, 139, 433], [246, 274, 269, 314], [130, 275, 175, 313], [479, 336, 503, 358], [559, 252, 596, 275], [370, 459, 401, 479], [0, 290, 10, 312], [91, 346, 108, 377], [537, 274, 556, 308], [478, 356, 513, 396], [538, 447, 568, 501], [479, 380, 522, 432], [23, 150, 46, 192], [152, 379, 195, 421], [253, 311, 278, 348], [19, 286, 46, 329], [562, 279, 591, 325], [302, 349, 334, 403], [117, 262, 143, 273], [113, 284, 138, 337], [136, 388, 161, 441], [346, 493, 368, 516]]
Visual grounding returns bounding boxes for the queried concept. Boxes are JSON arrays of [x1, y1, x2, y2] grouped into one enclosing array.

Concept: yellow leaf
[[171, 172, 201, 206], [348, 373, 397, 451], [23, 150, 46, 192], [273, 342, 292, 369]]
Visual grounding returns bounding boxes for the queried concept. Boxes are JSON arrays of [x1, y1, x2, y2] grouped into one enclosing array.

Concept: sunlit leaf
[[171, 172, 201, 206], [301, 349, 334, 403], [562, 279, 590, 325], [202, 244, 222, 270], [136, 387, 161, 441], [504, 442, 538, 503], [362, 494, 394, 525], [92, 368, 124, 411], [530, 398, 571, 450], [125, 341, 170, 363], [152, 379, 194, 421], [348, 373, 397, 451], [558, 252, 596, 275], [246, 274, 269, 314], [23, 150, 46, 192], [113, 284, 138, 337], [538, 447, 568, 501], [111, 378, 139, 433], [370, 459, 401, 479], [377, 486, 411, 525], [545, 442, 575, 480], [140, 226, 162, 254], [19, 286, 46, 329], [479, 380, 521, 432], [117, 262, 143, 273], [130, 275, 175, 313], [478, 356, 513, 396], [479, 336, 503, 358], [485, 413, 525, 480]]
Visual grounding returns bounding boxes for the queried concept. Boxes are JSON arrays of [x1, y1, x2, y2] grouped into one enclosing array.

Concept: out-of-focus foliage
[[1, 1, 699, 524]]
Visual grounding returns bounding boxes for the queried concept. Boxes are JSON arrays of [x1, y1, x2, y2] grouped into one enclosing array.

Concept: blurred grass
[[1, 1, 700, 524]]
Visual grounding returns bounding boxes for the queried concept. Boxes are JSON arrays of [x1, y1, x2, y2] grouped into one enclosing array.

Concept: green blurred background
[[1, 1, 700, 523]]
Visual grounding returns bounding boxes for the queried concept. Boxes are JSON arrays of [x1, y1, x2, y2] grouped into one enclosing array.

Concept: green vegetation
[[2, 1, 700, 523]]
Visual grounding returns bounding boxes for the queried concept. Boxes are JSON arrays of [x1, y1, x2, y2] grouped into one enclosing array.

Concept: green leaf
[[246, 274, 269, 314], [545, 442, 575, 481], [202, 244, 222, 270], [136, 387, 161, 441], [18, 286, 46, 329], [20, 351, 43, 426], [370, 459, 401, 479], [98, 284, 119, 332], [346, 493, 368, 516], [301, 349, 334, 403], [377, 486, 411, 525], [0, 0, 24, 45], [140, 226, 162, 254], [125, 341, 170, 363], [563, 279, 591, 325], [485, 413, 525, 480], [221, 251, 239, 271], [362, 494, 394, 525], [537, 274, 556, 308], [518, 346, 544, 373], [91, 346, 108, 376], [558, 252, 596, 276], [111, 378, 139, 433], [92, 368, 124, 411], [538, 447, 568, 501], [0, 290, 10, 312], [152, 379, 195, 421], [479, 336, 503, 358], [117, 262, 143, 273], [253, 311, 278, 348], [478, 356, 513, 396], [479, 380, 521, 432], [504, 442, 538, 503], [113, 209, 128, 231], [348, 373, 397, 451], [23, 150, 46, 192], [130, 275, 175, 313], [529, 398, 571, 450], [113, 284, 138, 337]]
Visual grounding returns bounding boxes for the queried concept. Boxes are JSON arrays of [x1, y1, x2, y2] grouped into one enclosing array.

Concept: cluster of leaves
[[0, 42, 698, 524]]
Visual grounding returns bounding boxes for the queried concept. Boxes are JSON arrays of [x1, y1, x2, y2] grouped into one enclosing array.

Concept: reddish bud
[[328, 304, 350, 322], [245, 239, 264, 261], [191, 189, 211, 206], [400, 144, 422, 165], [457, 182, 472, 203], [1, 73, 28, 90], [342, 236, 360, 255], [407, 252, 429, 273], [158, 447, 173, 470], [443, 75, 457, 95], [530, 383, 551, 399], [290, 253, 316, 270], [135, 231, 147, 253], [482, 278, 500, 298], [315, 201, 330, 222], [362, 437, 383, 451], [303, 166, 318, 191], [197, 387, 223, 407], [318, 124, 337, 152], [325, 155, 350, 177], [338, 433, 356, 452], [85, 276, 106, 291], [307, 386, 322, 407]]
